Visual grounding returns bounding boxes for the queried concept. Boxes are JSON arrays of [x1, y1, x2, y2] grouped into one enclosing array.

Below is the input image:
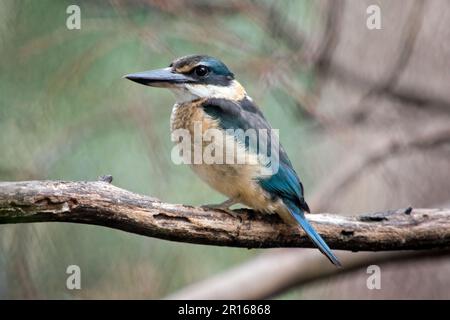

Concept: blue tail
[[287, 202, 341, 267]]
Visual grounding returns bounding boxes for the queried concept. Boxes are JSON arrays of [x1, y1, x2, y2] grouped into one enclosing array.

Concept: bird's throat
[[170, 80, 247, 103]]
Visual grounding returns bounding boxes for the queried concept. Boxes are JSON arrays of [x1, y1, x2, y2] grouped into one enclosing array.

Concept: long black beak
[[123, 67, 193, 87]]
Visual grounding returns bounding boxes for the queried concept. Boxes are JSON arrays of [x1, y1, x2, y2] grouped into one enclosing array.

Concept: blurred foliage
[[0, 0, 320, 298]]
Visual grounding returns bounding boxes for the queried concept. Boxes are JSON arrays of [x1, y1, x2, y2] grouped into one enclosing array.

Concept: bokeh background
[[1, 0, 449, 299]]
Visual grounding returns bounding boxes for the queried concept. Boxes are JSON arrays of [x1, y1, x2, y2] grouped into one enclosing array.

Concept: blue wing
[[202, 97, 309, 212], [202, 97, 340, 266]]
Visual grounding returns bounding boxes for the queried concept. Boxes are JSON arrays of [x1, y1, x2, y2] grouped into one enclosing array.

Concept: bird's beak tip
[[123, 68, 191, 87], [123, 73, 146, 85]]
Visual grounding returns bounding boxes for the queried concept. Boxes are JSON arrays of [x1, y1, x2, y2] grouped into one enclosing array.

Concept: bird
[[124, 54, 341, 266]]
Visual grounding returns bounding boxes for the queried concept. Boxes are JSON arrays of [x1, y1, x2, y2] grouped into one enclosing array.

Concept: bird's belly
[[190, 163, 278, 214], [190, 163, 252, 198]]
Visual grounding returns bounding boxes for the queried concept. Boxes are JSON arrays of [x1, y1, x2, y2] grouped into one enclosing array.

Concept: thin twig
[[167, 248, 450, 299], [310, 126, 450, 212]]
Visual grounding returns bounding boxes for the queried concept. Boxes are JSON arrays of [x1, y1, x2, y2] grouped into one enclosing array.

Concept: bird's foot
[[201, 199, 240, 219]]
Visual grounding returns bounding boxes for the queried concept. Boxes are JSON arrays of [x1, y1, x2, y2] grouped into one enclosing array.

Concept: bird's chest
[[169, 101, 264, 197], [170, 100, 224, 168], [170, 99, 214, 136]]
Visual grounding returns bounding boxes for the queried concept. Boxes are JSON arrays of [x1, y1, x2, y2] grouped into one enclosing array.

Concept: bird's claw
[[201, 204, 240, 219]]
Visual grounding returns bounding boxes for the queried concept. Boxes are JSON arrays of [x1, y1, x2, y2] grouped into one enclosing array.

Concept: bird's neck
[[170, 80, 247, 104]]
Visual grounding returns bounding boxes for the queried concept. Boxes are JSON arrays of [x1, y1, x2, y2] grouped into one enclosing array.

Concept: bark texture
[[1, 180, 449, 251]]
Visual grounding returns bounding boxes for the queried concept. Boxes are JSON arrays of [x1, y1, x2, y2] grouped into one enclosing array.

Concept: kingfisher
[[124, 55, 341, 266]]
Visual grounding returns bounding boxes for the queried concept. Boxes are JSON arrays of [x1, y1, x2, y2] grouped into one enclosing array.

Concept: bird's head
[[124, 55, 247, 102]]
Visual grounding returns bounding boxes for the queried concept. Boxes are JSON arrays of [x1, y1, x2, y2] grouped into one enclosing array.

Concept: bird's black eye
[[194, 65, 209, 77]]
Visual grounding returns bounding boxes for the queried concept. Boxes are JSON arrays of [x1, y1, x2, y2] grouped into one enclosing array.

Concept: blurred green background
[[0, 0, 320, 298]]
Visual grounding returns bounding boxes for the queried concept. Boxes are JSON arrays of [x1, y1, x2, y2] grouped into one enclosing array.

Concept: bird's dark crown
[[170, 55, 234, 86]]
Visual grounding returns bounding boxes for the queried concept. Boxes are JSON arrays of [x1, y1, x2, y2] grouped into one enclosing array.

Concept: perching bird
[[125, 55, 341, 266]]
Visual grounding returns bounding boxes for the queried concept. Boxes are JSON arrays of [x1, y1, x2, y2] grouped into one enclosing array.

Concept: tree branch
[[1, 181, 450, 251]]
